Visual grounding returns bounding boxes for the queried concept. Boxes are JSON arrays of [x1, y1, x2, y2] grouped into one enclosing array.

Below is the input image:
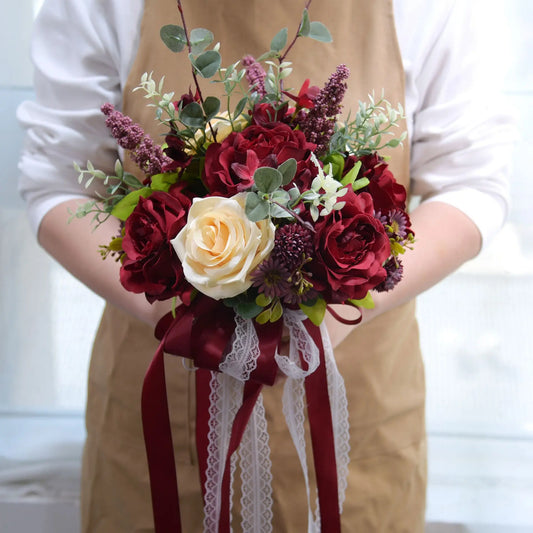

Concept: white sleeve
[[396, 0, 515, 249], [17, 0, 143, 235]]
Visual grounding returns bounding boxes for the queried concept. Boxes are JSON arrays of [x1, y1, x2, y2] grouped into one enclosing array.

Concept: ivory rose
[[172, 194, 275, 300]]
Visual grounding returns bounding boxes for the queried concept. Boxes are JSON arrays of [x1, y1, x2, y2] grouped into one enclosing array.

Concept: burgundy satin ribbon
[[142, 298, 342, 533]]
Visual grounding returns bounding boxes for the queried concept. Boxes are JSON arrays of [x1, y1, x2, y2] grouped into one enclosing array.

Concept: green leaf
[[254, 167, 282, 193], [352, 177, 370, 192], [308, 21, 332, 43], [269, 204, 293, 219], [235, 301, 263, 319], [190, 50, 221, 78], [111, 188, 152, 221], [257, 50, 279, 62], [323, 153, 345, 180], [270, 28, 288, 52], [255, 293, 273, 307], [340, 161, 362, 187], [348, 292, 375, 310], [245, 192, 270, 222], [299, 297, 327, 326], [270, 300, 283, 322], [150, 172, 178, 192], [233, 96, 248, 119], [189, 28, 214, 55], [122, 172, 144, 190], [179, 102, 205, 128], [202, 96, 220, 122], [278, 158, 297, 185], [299, 9, 310, 37], [160, 25, 187, 53], [255, 308, 272, 325]]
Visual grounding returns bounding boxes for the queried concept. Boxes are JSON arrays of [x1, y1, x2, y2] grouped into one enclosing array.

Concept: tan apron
[[81, 1, 426, 532]]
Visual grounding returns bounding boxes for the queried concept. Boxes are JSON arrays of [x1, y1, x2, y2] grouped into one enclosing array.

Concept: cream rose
[[172, 193, 275, 300]]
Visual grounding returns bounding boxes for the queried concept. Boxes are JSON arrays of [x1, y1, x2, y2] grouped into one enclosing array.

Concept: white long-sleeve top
[[17, 0, 514, 248]]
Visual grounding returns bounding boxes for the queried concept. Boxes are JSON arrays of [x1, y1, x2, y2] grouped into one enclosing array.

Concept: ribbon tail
[[303, 322, 341, 533], [141, 343, 182, 533], [218, 380, 264, 533]]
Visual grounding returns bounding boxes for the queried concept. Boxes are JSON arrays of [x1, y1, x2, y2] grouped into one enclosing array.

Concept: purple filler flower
[[101, 103, 171, 177], [300, 65, 350, 154]]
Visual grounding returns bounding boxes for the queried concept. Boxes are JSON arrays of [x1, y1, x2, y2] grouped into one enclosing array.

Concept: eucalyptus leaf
[[245, 192, 270, 222], [299, 9, 310, 37], [235, 301, 263, 319], [308, 21, 333, 43], [179, 101, 205, 128], [278, 158, 297, 185], [270, 204, 293, 219], [190, 50, 221, 79], [254, 167, 282, 193], [111, 188, 152, 221], [271, 189, 291, 204], [160, 25, 187, 53], [189, 28, 214, 55], [202, 96, 221, 122], [270, 28, 288, 52]]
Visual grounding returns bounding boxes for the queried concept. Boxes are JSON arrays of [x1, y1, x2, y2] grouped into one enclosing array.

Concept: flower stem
[[176, 0, 218, 142], [279, 0, 313, 63]]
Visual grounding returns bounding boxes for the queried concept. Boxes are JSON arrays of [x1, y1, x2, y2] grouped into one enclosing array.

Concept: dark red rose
[[345, 153, 407, 213], [308, 187, 391, 303], [250, 102, 290, 126], [120, 189, 192, 303], [203, 123, 317, 197]]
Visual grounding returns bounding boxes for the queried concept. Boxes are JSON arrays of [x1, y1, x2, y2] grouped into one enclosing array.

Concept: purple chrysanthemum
[[242, 55, 267, 98], [250, 257, 292, 299], [272, 223, 314, 271], [299, 64, 350, 154], [101, 103, 172, 177], [375, 258, 404, 292]]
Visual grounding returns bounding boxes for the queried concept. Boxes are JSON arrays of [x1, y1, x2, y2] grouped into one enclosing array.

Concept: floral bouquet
[[73, 2, 413, 532]]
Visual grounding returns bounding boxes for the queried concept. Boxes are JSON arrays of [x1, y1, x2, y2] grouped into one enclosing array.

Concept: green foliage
[[348, 292, 375, 310], [270, 28, 288, 52], [190, 50, 221, 79], [299, 297, 327, 326], [160, 25, 187, 52], [111, 188, 152, 221]]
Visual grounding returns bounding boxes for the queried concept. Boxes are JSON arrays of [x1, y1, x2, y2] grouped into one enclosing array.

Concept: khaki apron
[[81, 1, 426, 532]]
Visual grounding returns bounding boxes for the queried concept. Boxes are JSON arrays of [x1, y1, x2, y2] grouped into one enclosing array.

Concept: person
[[18, 0, 513, 531]]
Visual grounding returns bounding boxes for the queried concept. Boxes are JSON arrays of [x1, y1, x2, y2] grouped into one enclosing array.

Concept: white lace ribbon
[[201, 310, 350, 533]]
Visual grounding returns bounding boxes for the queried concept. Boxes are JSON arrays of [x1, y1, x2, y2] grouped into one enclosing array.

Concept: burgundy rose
[[346, 153, 407, 213], [308, 188, 391, 303], [250, 102, 290, 126], [203, 122, 317, 197], [120, 189, 192, 303]]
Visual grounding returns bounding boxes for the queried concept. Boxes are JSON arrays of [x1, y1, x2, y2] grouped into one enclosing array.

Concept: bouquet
[[73, 2, 413, 532]]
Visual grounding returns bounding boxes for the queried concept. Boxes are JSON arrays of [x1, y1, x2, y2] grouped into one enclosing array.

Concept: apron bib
[[81, 2, 426, 531]]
